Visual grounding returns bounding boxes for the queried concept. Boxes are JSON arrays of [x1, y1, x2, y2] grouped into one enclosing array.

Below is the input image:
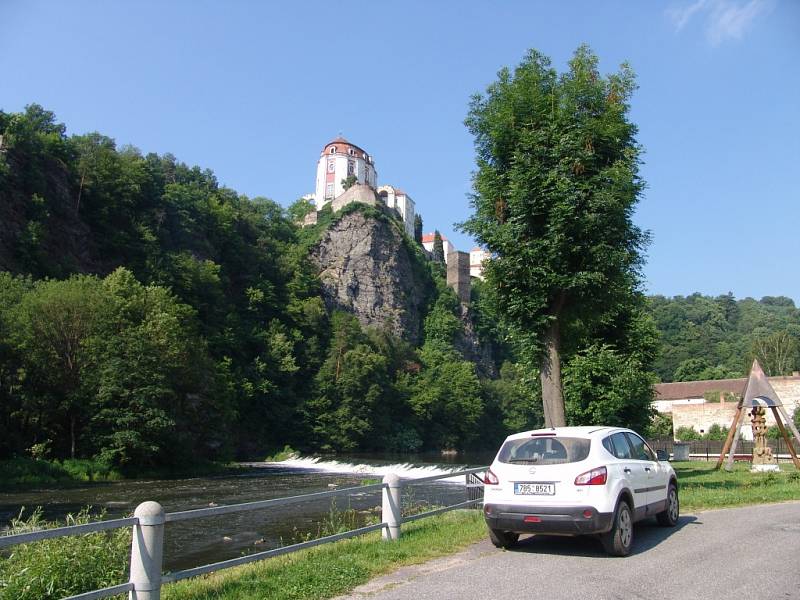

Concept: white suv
[[483, 426, 679, 556]]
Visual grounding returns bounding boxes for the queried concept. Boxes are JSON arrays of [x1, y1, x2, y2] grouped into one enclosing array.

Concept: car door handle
[[644, 467, 651, 472], [623, 468, 631, 473]]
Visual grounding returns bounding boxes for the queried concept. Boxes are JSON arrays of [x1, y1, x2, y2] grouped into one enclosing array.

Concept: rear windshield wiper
[[508, 458, 538, 464]]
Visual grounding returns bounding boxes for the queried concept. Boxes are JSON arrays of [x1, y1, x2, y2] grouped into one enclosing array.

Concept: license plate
[[514, 482, 555, 495]]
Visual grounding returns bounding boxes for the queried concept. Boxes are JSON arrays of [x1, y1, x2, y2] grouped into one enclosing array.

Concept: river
[[0, 453, 492, 571]]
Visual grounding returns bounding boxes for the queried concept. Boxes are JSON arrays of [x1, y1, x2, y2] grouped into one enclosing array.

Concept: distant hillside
[[648, 293, 800, 382]]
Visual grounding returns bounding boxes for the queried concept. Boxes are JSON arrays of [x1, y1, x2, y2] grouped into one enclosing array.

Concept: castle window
[[325, 183, 334, 198], [347, 160, 355, 175], [348, 148, 355, 156], [329, 147, 336, 154], [327, 159, 335, 173]]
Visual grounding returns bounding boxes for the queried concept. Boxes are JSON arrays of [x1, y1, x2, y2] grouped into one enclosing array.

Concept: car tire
[[488, 528, 519, 549], [601, 500, 633, 557], [656, 482, 679, 527]]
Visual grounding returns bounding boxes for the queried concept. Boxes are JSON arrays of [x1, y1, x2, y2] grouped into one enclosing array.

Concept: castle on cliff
[[303, 136, 486, 300]]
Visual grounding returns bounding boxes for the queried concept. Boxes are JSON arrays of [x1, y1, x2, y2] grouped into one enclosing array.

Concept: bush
[[648, 413, 673, 438], [265, 445, 299, 462], [0, 508, 131, 600], [703, 423, 729, 441], [674, 426, 701, 441]]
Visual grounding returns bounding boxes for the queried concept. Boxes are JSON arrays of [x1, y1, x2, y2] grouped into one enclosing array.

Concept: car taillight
[[574, 466, 607, 485], [483, 468, 499, 485]]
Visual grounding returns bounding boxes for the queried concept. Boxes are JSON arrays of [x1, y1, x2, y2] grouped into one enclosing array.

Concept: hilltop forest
[[0, 105, 798, 472]]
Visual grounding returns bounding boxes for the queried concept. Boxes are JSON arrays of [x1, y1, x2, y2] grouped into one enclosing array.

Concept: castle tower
[[314, 137, 377, 209]]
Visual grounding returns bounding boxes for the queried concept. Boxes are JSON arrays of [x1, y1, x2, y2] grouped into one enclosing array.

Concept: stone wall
[[330, 184, 380, 213]]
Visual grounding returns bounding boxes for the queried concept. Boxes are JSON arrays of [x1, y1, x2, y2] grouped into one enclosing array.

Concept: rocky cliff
[[310, 208, 431, 344]]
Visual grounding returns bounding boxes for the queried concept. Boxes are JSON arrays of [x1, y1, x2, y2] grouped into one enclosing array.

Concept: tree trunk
[[540, 317, 566, 427], [70, 414, 76, 459]]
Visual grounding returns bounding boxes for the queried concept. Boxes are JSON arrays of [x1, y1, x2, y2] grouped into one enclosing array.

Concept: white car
[[483, 426, 679, 556]]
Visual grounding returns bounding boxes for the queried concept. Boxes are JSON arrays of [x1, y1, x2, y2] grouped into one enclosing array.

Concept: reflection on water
[[0, 454, 491, 571]]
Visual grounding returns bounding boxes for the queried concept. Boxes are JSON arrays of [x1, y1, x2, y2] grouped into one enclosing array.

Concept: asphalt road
[[337, 502, 800, 600]]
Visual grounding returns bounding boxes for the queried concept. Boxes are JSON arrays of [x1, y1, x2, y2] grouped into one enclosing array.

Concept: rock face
[[311, 209, 429, 344]]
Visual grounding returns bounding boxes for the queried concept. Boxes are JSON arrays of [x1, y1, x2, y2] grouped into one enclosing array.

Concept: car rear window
[[497, 436, 591, 465]]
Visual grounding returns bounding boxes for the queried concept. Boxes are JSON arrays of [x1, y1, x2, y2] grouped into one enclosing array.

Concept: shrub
[[649, 413, 673, 438], [0, 508, 130, 600], [674, 426, 701, 441], [264, 445, 299, 462], [703, 423, 729, 441]]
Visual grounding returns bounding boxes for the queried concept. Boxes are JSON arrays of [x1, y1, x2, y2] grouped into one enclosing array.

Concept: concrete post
[[381, 473, 402, 541], [129, 501, 165, 600]]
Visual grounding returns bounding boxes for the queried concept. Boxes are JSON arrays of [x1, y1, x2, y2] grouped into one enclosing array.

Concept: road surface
[[337, 501, 800, 600]]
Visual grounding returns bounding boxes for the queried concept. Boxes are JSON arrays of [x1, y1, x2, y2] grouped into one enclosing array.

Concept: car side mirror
[[656, 449, 669, 461]]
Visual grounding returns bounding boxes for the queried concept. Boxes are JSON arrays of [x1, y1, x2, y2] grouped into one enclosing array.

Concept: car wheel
[[601, 500, 633, 557], [488, 528, 519, 549], [656, 483, 679, 527]]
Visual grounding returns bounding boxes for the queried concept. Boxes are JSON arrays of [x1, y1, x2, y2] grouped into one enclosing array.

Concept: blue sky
[[2, 1, 798, 302]]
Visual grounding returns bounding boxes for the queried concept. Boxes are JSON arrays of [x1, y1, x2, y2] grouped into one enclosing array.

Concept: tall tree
[[461, 46, 647, 426], [432, 230, 445, 264], [414, 214, 423, 244]]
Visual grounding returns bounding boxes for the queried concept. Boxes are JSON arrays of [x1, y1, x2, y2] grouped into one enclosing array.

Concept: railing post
[[129, 501, 165, 600], [382, 473, 401, 541]]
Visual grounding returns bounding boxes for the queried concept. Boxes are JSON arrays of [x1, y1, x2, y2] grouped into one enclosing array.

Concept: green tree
[[750, 330, 799, 376], [341, 174, 358, 190], [9, 275, 107, 458], [563, 343, 655, 433], [305, 312, 392, 452], [461, 46, 648, 426], [432, 230, 445, 264], [87, 268, 233, 469], [411, 341, 483, 449], [649, 413, 673, 439], [287, 196, 316, 223], [414, 214, 423, 244]]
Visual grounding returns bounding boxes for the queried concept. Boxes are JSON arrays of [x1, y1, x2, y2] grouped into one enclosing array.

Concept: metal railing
[[647, 438, 794, 461], [0, 466, 487, 600]]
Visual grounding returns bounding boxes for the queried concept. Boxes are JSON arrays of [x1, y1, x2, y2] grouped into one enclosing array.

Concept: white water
[[266, 456, 483, 484]]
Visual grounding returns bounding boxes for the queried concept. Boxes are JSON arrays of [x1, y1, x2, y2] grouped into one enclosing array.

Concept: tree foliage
[[0, 105, 556, 466], [649, 293, 800, 381], [432, 230, 445, 264], [460, 46, 648, 426]]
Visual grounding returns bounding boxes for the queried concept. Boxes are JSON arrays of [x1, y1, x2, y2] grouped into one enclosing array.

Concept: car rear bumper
[[483, 503, 614, 535]]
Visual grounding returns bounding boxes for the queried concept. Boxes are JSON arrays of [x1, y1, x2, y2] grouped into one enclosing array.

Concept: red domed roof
[[321, 136, 370, 159]]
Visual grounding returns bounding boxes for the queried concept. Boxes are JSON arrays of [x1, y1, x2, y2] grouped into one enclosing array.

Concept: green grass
[[0, 457, 123, 489], [162, 510, 487, 600], [673, 461, 800, 511], [0, 508, 131, 600]]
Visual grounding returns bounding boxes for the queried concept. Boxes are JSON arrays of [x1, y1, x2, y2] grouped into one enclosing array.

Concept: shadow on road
[[507, 515, 699, 558]]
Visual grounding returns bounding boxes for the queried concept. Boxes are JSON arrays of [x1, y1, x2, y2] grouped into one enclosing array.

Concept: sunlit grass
[[673, 461, 800, 511], [162, 510, 486, 600]]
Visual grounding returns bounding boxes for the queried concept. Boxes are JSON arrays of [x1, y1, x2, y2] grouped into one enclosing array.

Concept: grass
[[0, 507, 131, 600], [673, 461, 800, 511], [0, 457, 123, 489], [162, 510, 487, 600]]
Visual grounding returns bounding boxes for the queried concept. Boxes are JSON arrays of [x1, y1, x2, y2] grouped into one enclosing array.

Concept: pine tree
[[432, 230, 445, 263]]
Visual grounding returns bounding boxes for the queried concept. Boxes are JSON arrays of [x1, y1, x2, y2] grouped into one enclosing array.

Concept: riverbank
[[0, 457, 241, 490], [162, 510, 486, 600]]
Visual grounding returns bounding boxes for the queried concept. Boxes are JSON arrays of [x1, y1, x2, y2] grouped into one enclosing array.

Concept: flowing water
[[0, 453, 492, 571]]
